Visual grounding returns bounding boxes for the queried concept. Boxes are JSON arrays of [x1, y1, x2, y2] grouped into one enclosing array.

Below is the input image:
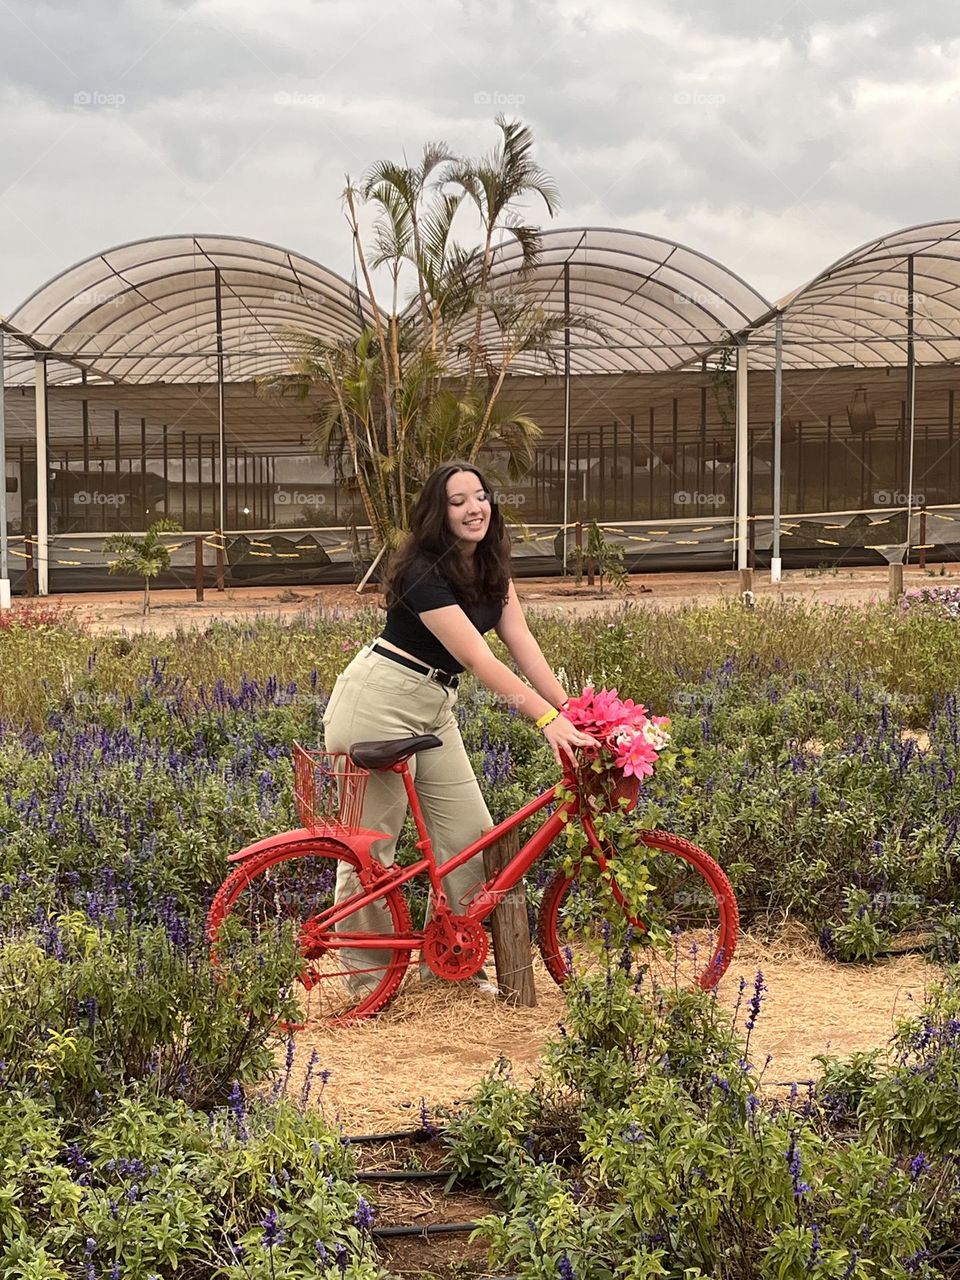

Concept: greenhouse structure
[[3, 221, 960, 595]]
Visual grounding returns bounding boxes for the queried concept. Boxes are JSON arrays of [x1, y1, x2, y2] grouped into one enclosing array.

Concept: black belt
[[371, 642, 460, 688]]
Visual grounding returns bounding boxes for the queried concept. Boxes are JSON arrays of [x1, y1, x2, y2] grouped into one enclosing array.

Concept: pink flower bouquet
[[562, 685, 671, 809]]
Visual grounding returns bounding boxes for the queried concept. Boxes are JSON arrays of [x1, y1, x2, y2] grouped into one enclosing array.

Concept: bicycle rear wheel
[[537, 829, 739, 993], [207, 836, 412, 1024]]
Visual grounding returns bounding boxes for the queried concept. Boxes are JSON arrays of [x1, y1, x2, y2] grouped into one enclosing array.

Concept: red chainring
[[421, 914, 488, 980]]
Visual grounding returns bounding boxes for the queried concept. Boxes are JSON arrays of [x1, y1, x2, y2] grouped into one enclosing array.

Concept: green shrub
[[0, 913, 300, 1118], [0, 1090, 378, 1280], [449, 961, 956, 1279]]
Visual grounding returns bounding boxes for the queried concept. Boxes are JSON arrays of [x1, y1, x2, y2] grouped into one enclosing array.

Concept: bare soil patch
[[45, 563, 951, 635], [290, 937, 938, 1135]]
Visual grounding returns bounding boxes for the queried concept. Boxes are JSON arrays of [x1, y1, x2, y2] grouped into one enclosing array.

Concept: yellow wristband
[[536, 707, 560, 730]]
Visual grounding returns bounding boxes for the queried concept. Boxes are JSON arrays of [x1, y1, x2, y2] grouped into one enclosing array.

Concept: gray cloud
[[1, 0, 960, 313]]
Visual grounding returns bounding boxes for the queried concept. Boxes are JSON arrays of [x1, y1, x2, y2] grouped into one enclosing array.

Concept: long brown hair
[[384, 462, 512, 606]]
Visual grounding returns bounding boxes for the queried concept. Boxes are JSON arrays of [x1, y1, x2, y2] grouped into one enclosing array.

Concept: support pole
[[735, 337, 749, 573], [34, 356, 49, 596], [561, 261, 571, 574], [0, 334, 9, 609], [904, 255, 917, 566], [215, 267, 227, 591], [771, 313, 783, 584], [481, 826, 536, 1007], [356, 542, 386, 594]]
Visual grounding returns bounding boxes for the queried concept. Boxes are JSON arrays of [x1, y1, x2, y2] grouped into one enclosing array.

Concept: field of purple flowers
[[2, 596, 960, 1277]]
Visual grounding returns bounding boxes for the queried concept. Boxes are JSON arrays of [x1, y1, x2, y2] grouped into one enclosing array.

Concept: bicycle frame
[[309, 759, 599, 951]]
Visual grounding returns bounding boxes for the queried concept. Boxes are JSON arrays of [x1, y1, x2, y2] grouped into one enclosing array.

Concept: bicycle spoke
[[209, 839, 411, 1023], [538, 830, 738, 995]]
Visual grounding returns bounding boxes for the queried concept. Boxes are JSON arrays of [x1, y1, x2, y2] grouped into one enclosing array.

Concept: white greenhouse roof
[[2, 234, 372, 386], [750, 220, 960, 369], [5, 221, 960, 388], [437, 226, 772, 376]]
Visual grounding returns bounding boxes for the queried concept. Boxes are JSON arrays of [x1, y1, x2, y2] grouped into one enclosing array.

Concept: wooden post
[[918, 506, 927, 570], [194, 536, 205, 602], [482, 826, 536, 1007], [888, 562, 904, 603], [25, 537, 36, 597]]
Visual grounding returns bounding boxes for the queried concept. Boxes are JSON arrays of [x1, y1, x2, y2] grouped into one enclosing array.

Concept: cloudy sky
[[2, 0, 959, 314]]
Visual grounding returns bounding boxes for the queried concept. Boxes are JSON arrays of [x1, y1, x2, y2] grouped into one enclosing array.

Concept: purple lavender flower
[[809, 1222, 822, 1268], [559, 1251, 576, 1280], [786, 1137, 811, 1197], [745, 969, 766, 1032], [261, 1208, 285, 1249], [418, 1097, 440, 1138], [353, 1196, 376, 1231], [908, 1153, 930, 1182]]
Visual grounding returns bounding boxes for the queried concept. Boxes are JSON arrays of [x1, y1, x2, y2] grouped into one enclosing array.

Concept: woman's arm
[[417, 600, 594, 766], [494, 582, 568, 707]]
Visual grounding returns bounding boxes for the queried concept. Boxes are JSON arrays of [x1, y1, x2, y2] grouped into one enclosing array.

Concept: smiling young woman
[[322, 460, 597, 995]]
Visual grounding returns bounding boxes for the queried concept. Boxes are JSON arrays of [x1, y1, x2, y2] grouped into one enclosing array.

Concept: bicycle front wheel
[[537, 829, 739, 993], [207, 836, 412, 1024]]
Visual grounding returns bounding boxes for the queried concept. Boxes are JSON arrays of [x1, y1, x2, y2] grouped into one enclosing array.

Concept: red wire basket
[[293, 743, 370, 835]]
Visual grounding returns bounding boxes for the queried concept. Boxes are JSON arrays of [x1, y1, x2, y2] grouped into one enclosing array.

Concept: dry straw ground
[[289, 932, 939, 1133]]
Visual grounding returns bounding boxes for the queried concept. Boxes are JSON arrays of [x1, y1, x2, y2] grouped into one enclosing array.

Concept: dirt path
[[25, 563, 954, 634], [290, 937, 937, 1133]]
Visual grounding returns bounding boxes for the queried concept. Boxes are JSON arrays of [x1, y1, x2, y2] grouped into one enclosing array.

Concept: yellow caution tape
[[816, 539, 840, 546]]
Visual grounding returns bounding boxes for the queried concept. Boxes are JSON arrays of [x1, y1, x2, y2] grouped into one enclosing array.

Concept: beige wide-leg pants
[[322, 644, 492, 991]]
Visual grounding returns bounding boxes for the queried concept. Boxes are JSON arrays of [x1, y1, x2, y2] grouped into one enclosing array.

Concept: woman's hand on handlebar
[[542, 713, 600, 769]]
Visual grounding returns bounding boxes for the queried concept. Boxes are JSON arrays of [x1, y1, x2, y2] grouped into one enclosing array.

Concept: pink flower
[[564, 685, 671, 784], [613, 735, 658, 779]]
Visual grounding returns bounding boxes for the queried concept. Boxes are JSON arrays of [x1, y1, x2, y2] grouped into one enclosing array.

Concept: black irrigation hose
[[345, 1128, 444, 1144], [372, 1220, 490, 1239]]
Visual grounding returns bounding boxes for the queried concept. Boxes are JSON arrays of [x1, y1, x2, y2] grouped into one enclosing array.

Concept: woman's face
[[445, 469, 491, 549]]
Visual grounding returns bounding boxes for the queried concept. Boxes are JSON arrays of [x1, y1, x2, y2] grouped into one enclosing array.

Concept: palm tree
[[104, 519, 183, 614], [262, 118, 598, 552], [445, 116, 561, 391]]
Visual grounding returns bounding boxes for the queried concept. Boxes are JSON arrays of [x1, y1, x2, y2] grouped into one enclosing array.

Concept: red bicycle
[[207, 736, 739, 1024]]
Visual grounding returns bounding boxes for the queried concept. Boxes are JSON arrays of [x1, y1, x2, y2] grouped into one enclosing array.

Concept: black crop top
[[380, 556, 505, 674]]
